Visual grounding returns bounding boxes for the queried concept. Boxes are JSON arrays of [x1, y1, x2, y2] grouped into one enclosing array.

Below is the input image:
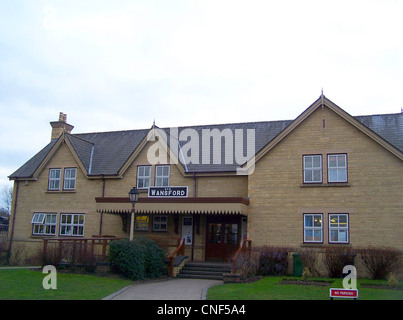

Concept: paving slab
[[104, 278, 223, 300]]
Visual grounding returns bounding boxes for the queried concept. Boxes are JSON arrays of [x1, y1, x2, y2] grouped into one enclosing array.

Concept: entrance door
[[205, 216, 240, 261]]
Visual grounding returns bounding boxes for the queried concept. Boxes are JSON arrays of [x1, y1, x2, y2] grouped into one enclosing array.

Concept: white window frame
[[155, 165, 170, 187], [304, 214, 323, 243], [328, 154, 348, 183], [329, 214, 349, 243], [60, 213, 85, 236], [48, 168, 61, 190], [63, 168, 77, 190], [152, 215, 168, 232], [137, 166, 151, 189], [303, 155, 322, 183], [32, 213, 57, 235]]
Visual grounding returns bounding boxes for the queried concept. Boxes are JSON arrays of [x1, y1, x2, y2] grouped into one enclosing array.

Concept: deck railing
[[42, 235, 122, 264]]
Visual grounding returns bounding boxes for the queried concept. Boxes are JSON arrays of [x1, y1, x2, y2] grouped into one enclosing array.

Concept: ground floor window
[[60, 213, 85, 236], [31, 213, 57, 235], [329, 214, 349, 243], [153, 215, 167, 231], [303, 214, 323, 243]]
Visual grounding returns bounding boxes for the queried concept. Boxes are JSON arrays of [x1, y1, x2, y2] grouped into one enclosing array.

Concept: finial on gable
[[321, 88, 324, 108]]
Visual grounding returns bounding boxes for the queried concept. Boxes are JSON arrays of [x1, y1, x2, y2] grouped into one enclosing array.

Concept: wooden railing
[[42, 236, 122, 264], [232, 238, 252, 273], [145, 235, 183, 258], [168, 237, 185, 277]]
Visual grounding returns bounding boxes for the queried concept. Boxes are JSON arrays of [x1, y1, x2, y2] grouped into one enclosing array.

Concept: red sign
[[330, 288, 359, 299]]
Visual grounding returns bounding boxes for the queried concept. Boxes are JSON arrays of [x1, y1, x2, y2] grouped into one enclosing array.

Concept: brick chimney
[[50, 112, 74, 140]]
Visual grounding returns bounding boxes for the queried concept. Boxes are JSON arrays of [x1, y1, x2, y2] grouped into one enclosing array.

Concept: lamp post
[[129, 187, 139, 241]]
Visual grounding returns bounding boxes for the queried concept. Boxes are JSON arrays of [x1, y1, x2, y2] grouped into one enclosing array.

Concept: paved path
[[104, 278, 223, 300]]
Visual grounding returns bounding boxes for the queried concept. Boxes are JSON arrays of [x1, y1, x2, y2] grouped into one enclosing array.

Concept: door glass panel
[[208, 223, 222, 244], [225, 223, 238, 244]]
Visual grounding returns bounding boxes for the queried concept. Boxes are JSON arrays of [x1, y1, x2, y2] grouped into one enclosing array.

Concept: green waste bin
[[292, 253, 303, 276]]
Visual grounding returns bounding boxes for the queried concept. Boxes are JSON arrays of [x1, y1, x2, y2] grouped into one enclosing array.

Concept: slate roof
[[9, 139, 58, 179], [355, 113, 403, 153], [73, 129, 149, 175], [8, 110, 403, 179], [163, 120, 294, 173]]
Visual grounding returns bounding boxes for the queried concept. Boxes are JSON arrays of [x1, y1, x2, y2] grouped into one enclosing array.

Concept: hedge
[[108, 237, 166, 280]]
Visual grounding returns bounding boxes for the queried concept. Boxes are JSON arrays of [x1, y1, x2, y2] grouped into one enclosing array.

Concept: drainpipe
[[191, 173, 197, 260], [193, 173, 197, 197], [7, 181, 19, 264], [99, 176, 105, 235]]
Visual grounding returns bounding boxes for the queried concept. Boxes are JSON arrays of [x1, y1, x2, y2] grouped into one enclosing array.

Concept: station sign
[[148, 186, 188, 198]]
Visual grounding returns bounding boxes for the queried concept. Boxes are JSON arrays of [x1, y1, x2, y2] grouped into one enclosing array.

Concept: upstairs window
[[137, 166, 151, 189], [303, 155, 322, 183], [48, 169, 61, 190], [328, 154, 347, 183], [155, 165, 170, 186], [63, 168, 77, 190]]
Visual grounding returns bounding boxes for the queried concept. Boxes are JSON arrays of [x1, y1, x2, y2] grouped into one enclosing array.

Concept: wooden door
[[205, 216, 240, 261]]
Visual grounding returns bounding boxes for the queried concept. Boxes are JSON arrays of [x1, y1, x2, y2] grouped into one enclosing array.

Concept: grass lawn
[[206, 276, 403, 300], [0, 268, 134, 300]]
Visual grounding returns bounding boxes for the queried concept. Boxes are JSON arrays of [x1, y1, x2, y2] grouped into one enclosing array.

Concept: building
[[7, 95, 403, 274]]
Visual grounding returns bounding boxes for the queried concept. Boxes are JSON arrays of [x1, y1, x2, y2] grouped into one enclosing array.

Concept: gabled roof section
[[74, 129, 149, 176], [252, 95, 403, 167], [9, 95, 403, 180], [160, 120, 293, 173], [8, 139, 59, 179], [65, 134, 94, 174], [355, 113, 403, 153]]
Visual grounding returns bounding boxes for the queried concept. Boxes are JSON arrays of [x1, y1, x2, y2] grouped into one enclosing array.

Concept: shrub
[[108, 237, 166, 280], [108, 239, 145, 280], [0, 241, 8, 265], [37, 244, 63, 267], [135, 236, 166, 278], [388, 273, 399, 288], [302, 267, 311, 281], [232, 250, 260, 280], [259, 246, 290, 276], [357, 246, 400, 280], [79, 251, 97, 273], [299, 248, 320, 276], [323, 246, 355, 278]]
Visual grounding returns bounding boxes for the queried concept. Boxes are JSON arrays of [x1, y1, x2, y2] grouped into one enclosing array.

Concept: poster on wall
[[182, 217, 193, 245]]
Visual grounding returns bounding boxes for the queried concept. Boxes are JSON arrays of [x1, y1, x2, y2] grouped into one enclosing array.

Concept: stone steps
[[177, 261, 231, 280]]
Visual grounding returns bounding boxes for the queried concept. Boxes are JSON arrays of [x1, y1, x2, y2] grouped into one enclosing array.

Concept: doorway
[[205, 216, 241, 261]]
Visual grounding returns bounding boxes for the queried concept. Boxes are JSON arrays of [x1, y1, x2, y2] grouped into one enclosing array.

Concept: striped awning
[[95, 197, 249, 215]]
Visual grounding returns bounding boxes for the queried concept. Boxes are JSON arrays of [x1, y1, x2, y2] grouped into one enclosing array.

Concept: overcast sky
[[0, 0, 402, 196]]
